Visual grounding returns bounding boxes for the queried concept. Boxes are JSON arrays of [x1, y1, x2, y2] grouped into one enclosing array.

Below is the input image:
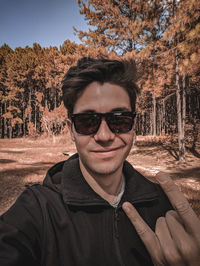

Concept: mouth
[[91, 147, 122, 158]]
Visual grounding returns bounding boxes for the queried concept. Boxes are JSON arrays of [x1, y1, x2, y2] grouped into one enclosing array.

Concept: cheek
[[120, 131, 134, 145], [73, 135, 91, 152]]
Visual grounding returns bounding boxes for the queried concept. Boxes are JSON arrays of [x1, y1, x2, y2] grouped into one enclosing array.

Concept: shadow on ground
[[161, 145, 179, 160], [0, 159, 16, 164], [0, 150, 25, 154], [22, 162, 55, 166], [0, 162, 54, 181], [169, 167, 200, 180], [0, 163, 55, 214], [186, 146, 200, 158], [162, 145, 200, 160], [130, 146, 162, 156]]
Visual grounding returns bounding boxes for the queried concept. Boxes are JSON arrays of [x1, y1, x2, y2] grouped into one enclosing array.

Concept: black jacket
[[0, 154, 172, 266]]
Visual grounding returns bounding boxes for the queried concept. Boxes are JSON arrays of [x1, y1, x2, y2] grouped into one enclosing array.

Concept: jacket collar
[[61, 154, 159, 207]]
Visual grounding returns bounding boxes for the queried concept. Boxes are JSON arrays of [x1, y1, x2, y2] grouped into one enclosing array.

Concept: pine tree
[[75, 0, 200, 161]]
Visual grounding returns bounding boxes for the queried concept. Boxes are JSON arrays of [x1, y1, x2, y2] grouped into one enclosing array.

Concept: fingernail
[[123, 203, 130, 214], [156, 172, 170, 184]]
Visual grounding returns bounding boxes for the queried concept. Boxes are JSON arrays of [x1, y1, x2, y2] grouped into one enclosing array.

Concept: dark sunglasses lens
[[74, 114, 100, 134], [107, 114, 133, 133]]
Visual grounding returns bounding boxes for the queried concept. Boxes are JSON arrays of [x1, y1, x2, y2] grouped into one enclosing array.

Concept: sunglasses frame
[[70, 111, 136, 135]]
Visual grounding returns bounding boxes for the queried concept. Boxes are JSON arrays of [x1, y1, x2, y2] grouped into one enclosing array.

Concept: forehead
[[73, 82, 131, 113]]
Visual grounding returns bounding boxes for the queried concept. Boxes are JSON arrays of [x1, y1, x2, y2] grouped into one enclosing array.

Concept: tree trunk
[[54, 91, 57, 109], [23, 107, 26, 136], [28, 87, 32, 124], [0, 104, 2, 138], [162, 100, 166, 134], [8, 119, 12, 139], [152, 93, 156, 136], [182, 75, 186, 135], [34, 104, 37, 131], [158, 104, 162, 135], [175, 49, 185, 162], [4, 102, 7, 138]]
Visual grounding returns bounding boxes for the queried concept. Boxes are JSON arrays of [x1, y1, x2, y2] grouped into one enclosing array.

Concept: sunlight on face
[[68, 82, 134, 178]]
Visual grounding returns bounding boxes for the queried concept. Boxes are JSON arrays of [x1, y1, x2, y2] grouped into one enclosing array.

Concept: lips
[[91, 147, 123, 158], [92, 147, 122, 153]]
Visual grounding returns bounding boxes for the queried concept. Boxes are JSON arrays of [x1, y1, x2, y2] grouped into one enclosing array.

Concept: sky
[[0, 0, 89, 49]]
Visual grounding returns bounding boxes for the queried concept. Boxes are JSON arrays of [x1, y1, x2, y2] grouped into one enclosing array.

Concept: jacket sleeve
[[0, 187, 43, 266]]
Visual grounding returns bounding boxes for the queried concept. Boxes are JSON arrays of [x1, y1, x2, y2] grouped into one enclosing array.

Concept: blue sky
[[0, 0, 89, 49]]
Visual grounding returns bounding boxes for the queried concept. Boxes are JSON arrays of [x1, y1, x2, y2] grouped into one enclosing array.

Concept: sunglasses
[[71, 111, 136, 135]]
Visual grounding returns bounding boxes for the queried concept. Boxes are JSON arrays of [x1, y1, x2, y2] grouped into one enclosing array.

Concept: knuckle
[[181, 241, 199, 260], [136, 226, 148, 236], [175, 199, 190, 214], [164, 249, 182, 265], [162, 179, 177, 192], [166, 209, 177, 217], [165, 210, 182, 224], [152, 249, 166, 266], [129, 217, 149, 236]]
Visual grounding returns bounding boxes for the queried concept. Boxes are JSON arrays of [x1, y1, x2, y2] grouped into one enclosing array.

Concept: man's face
[[68, 82, 135, 178]]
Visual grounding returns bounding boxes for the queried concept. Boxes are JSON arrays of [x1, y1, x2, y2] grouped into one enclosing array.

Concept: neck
[[79, 160, 124, 203]]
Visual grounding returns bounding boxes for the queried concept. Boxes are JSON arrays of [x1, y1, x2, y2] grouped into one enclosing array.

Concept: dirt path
[[0, 137, 200, 216]]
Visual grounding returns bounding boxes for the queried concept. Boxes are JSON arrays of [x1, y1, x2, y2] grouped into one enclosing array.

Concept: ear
[[67, 119, 75, 142]]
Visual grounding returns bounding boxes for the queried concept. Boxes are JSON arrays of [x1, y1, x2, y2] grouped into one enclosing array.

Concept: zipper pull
[[114, 208, 119, 238]]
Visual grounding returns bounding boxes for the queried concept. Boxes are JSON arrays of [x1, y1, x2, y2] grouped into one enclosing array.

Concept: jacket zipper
[[113, 207, 125, 266], [114, 208, 119, 238]]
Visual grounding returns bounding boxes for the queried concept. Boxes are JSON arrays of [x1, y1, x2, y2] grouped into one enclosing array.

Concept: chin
[[79, 152, 127, 177], [88, 161, 123, 177]]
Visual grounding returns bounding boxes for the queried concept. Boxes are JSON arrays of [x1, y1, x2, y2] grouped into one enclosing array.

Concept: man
[[0, 57, 199, 266]]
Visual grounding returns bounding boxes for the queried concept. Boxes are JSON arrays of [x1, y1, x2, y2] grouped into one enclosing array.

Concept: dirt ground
[[0, 135, 200, 216]]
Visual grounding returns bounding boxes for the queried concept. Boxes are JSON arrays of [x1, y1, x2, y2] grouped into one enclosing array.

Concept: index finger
[[156, 172, 200, 237], [122, 202, 161, 256]]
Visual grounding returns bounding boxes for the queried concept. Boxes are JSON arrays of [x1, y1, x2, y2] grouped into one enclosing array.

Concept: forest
[[0, 0, 200, 163]]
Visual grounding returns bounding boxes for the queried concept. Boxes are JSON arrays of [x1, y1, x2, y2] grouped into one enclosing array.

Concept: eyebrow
[[78, 110, 96, 114], [78, 107, 132, 114]]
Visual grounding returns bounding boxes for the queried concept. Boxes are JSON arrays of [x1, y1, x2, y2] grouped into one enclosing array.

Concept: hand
[[122, 172, 200, 266]]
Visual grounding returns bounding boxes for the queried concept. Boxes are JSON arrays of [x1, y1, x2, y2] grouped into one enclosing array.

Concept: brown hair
[[62, 57, 139, 117]]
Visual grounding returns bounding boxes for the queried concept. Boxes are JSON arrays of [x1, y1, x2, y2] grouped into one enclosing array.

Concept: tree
[[75, 0, 173, 137], [41, 103, 67, 142], [75, 0, 165, 54], [75, 0, 200, 161], [0, 45, 15, 138], [159, 0, 200, 162]]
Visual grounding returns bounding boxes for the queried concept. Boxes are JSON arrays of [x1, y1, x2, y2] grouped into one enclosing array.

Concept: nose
[[94, 119, 115, 142]]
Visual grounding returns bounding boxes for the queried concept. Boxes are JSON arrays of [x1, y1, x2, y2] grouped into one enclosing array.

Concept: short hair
[[62, 57, 139, 117]]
